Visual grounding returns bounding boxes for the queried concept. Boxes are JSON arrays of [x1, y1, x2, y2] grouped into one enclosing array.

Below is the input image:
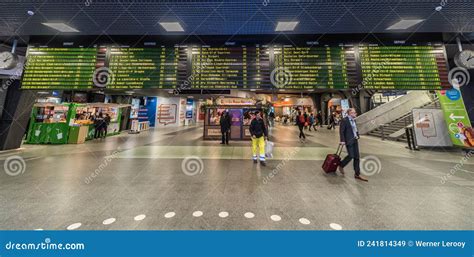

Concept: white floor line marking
[[244, 212, 255, 219], [164, 212, 176, 218], [134, 214, 146, 221], [102, 218, 116, 225], [270, 215, 282, 221], [218, 212, 229, 218], [66, 223, 82, 230], [330, 223, 342, 230], [192, 211, 203, 217], [299, 218, 311, 225]]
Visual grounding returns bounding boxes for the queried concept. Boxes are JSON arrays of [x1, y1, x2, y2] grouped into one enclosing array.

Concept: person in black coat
[[339, 108, 368, 182], [93, 112, 105, 139], [249, 111, 268, 166], [220, 110, 231, 145]]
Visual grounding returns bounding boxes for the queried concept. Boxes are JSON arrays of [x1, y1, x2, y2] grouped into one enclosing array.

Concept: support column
[[0, 80, 36, 150], [358, 90, 369, 114]]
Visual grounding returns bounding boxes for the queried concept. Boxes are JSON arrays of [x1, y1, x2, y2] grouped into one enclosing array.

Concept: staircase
[[356, 91, 434, 135], [367, 99, 441, 142]]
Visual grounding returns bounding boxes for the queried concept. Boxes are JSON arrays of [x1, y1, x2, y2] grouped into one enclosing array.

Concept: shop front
[[26, 103, 129, 144], [203, 98, 260, 141]]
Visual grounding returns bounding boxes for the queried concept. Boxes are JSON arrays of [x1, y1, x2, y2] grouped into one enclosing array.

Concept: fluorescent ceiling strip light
[[42, 23, 79, 32], [275, 21, 299, 32], [159, 22, 184, 32], [386, 19, 424, 30]]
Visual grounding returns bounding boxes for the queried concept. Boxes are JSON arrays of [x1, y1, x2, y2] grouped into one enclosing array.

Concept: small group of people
[[219, 109, 268, 166], [295, 111, 322, 142], [93, 112, 111, 139], [219, 107, 367, 182]]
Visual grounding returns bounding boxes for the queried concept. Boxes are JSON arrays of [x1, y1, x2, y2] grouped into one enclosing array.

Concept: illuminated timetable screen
[[359, 45, 450, 90], [191, 46, 271, 89], [273, 46, 352, 89], [22, 47, 96, 89], [20, 43, 451, 91], [107, 47, 180, 89]]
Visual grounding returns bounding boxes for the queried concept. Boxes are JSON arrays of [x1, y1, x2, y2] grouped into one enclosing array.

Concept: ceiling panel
[[0, 0, 472, 37]]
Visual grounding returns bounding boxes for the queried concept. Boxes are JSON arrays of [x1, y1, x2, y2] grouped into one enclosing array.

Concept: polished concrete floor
[[0, 124, 472, 230]]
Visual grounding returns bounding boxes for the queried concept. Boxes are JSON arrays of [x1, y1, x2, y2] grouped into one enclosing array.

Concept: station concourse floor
[[0, 124, 472, 231]]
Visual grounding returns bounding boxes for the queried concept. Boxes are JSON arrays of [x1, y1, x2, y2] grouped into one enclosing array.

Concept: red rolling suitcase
[[322, 144, 343, 173]]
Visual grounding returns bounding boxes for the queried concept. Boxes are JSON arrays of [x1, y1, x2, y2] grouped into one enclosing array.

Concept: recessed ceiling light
[[159, 22, 184, 32], [435, 6, 443, 11], [386, 19, 424, 30], [27, 10, 35, 16], [42, 23, 79, 32], [275, 21, 299, 32]]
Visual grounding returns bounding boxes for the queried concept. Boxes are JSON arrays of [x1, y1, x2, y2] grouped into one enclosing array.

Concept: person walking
[[338, 108, 368, 182], [249, 111, 268, 166], [268, 111, 275, 127], [220, 110, 231, 145], [328, 112, 336, 130], [303, 112, 309, 130], [103, 113, 111, 138], [308, 113, 317, 131], [296, 111, 306, 142], [316, 111, 323, 127]]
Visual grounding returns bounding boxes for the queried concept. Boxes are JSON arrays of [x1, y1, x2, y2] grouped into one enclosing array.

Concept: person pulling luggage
[[249, 110, 268, 166], [339, 108, 368, 182]]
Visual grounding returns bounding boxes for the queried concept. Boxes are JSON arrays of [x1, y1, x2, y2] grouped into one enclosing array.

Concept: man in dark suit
[[220, 110, 231, 145], [339, 108, 368, 182]]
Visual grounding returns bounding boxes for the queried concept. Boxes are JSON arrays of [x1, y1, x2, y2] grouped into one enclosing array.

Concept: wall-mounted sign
[[436, 89, 474, 148], [216, 98, 255, 106], [186, 98, 194, 119], [157, 104, 177, 125], [341, 99, 350, 118], [412, 108, 452, 147]]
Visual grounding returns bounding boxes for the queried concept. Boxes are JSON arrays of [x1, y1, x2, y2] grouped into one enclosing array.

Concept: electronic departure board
[[273, 46, 352, 89], [107, 47, 183, 89], [22, 47, 97, 89], [359, 45, 450, 90], [20, 44, 451, 91], [191, 46, 271, 89]]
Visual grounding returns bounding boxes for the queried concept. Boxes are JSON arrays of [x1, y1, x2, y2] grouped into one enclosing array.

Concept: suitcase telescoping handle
[[335, 144, 343, 156]]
